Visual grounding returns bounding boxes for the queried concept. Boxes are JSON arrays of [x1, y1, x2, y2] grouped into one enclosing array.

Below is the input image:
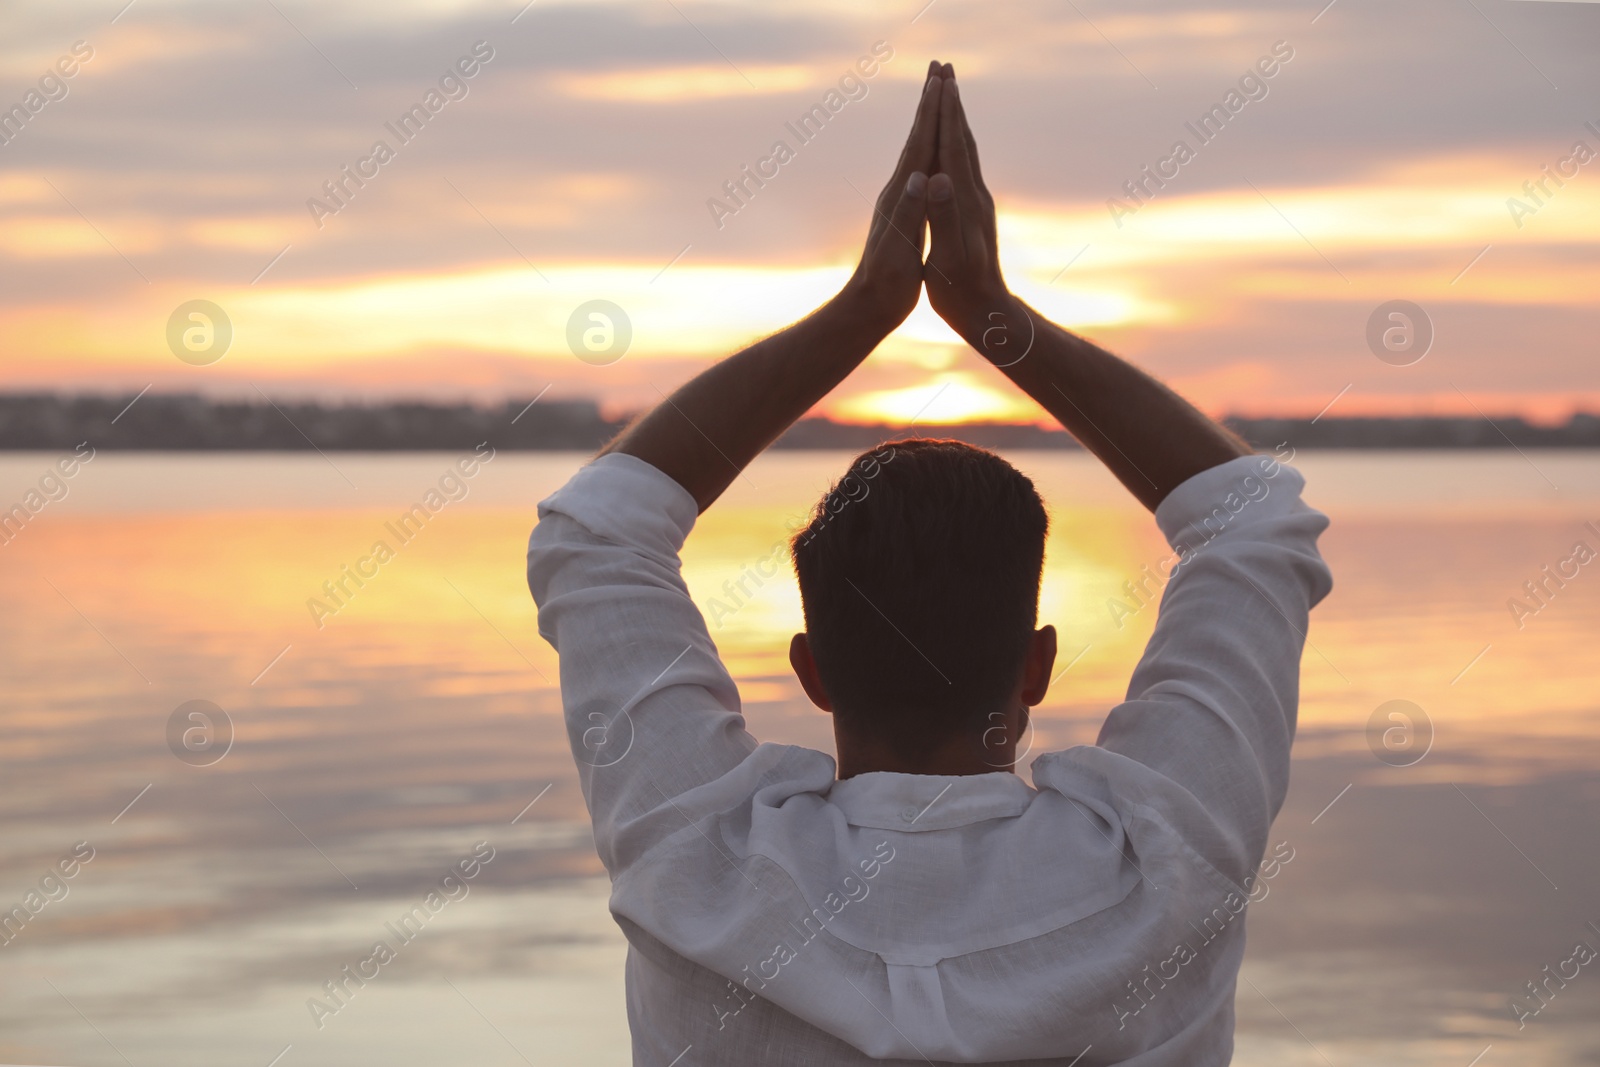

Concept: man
[[528, 62, 1332, 1065]]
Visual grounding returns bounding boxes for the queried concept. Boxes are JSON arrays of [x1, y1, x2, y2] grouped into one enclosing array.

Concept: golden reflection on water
[[675, 453, 1600, 764], [4, 451, 1599, 755]]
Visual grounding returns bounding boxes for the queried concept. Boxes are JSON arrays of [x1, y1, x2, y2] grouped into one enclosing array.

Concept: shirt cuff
[[1153, 454, 1307, 551], [536, 452, 701, 555]]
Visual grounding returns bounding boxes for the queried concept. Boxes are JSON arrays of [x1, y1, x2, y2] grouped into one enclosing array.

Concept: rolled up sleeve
[[526, 453, 759, 875], [1094, 454, 1333, 882]]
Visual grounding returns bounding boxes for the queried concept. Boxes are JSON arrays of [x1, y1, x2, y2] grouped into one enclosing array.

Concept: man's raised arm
[[602, 64, 945, 513], [528, 65, 949, 876], [920, 66, 1249, 511], [919, 69, 1332, 887]]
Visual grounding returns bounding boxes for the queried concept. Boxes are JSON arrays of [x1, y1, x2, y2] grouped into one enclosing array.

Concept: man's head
[[788, 439, 1056, 775]]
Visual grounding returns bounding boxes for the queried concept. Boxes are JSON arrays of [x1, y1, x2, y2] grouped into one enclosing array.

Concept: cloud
[[1, 0, 1597, 416]]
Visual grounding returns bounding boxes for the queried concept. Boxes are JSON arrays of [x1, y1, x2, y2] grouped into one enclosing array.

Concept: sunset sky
[[1, 0, 1598, 424]]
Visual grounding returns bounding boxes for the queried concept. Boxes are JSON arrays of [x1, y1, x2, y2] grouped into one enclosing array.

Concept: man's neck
[[834, 736, 1018, 780]]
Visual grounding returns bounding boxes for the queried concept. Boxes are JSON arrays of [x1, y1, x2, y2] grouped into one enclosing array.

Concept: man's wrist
[[951, 290, 1031, 365], [828, 276, 906, 345]]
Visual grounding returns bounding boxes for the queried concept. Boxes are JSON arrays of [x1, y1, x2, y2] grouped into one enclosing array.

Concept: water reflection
[[1, 451, 1597, 1065]]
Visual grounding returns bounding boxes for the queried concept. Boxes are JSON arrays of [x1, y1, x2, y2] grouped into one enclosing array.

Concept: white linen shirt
[[527, 452, 1332, 1066]]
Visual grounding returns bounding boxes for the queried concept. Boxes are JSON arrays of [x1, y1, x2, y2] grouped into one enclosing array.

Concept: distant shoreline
[[3, 393, 1598, 451]]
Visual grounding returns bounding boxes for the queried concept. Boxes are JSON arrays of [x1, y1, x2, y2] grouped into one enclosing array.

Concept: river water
[[1, 450, 1597, 1066]]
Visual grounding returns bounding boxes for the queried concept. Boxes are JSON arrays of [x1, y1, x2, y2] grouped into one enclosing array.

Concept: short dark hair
[[790, 438, 1049, 757]]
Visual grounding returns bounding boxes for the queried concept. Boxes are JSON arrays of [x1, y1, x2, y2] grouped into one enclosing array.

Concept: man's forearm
[[917, 66, 1247, 511], [602, 285, 896, 512], [965, 295, 1250, 511]]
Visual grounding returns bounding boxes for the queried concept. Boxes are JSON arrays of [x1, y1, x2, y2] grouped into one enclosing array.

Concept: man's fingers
[[925, 171, 962, 267], [901, 73, 942, 180], [868, 74, 940, 245], [884, 170, 930, 253], [939, 68, 998, 256], [937, 71, 977, 189], [950, 76, 993, 214], [937, 75, 987, 254], [874, 71, 940, 232], [963, 114, 986, 189], [955, 89, 996, 246]]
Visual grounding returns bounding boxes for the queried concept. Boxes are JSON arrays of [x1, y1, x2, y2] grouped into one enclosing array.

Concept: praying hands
[[604, 61, 1248, 514]]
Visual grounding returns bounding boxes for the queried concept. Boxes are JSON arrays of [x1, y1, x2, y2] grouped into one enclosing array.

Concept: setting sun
[[829, 370, 1045, 425]]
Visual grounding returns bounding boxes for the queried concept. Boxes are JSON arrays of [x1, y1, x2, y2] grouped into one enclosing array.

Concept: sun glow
[[5, 148, 1598, 420], [829, 371, 1044, 426]]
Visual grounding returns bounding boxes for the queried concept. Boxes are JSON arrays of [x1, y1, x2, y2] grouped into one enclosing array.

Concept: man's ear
[[789, 633, 833, 713], [1019, 624, 1057, 707]]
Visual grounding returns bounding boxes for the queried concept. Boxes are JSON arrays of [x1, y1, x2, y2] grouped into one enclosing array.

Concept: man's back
[[528, 450, 1331, 1064]]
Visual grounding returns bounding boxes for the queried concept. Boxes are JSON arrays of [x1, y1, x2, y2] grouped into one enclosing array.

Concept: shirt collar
[[824, 769, 1036, 831]]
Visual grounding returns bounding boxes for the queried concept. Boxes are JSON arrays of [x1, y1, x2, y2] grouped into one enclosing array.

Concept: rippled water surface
[[2, 450, 1598, 1066]]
